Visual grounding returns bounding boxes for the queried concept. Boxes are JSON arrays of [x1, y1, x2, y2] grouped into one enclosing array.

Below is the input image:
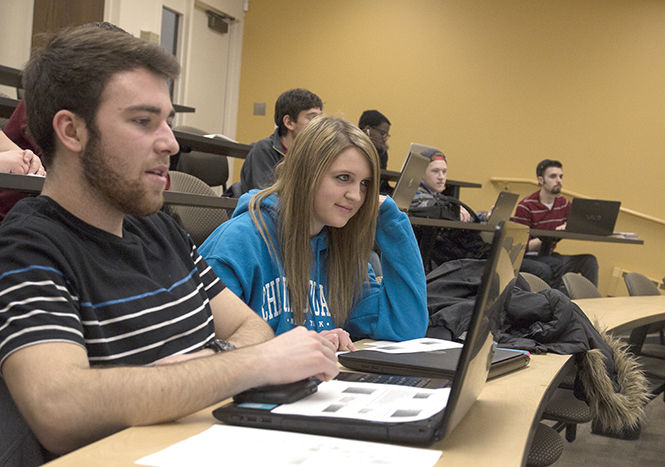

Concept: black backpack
[[409, 195, 492, 273]]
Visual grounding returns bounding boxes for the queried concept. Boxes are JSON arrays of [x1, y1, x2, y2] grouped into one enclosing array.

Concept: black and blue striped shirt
[[0, 196, 225, 370]]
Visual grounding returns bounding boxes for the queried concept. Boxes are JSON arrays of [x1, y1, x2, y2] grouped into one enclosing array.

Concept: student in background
[[358, 110, 391, 193], [0, 25, 337, 458], [513, 159, 598, 288], [409, 150, 473, 222], [408, 149, 492, 272], [240, 88, 322, 193], [358, 110, 390, 170], [201, 116, 428, 348]]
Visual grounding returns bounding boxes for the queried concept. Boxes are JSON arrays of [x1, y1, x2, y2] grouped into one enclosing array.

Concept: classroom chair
[[561, 273, 601, 299], [173, 126, 229, 191], [526, 423, 564, 466], [520, 272, 550, 293], [624, 272, 665, 357], [1, 379, 50, 467], [519, 273, 593, 442], [368, 250, 383, 282], [563, 273, 665, 405], [167, 171, 228, 246]]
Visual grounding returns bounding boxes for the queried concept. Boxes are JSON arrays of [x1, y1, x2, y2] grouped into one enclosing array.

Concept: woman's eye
[[360, 179, 370, 187], [337, 174, 350, 182]]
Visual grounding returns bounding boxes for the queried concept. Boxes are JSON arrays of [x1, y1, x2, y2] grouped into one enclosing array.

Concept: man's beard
[[551, 185, 562, 195], [81, 134, 164, 217]]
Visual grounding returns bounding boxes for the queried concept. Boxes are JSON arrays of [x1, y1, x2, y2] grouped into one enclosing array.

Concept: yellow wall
[[236, 0, 665, 294]]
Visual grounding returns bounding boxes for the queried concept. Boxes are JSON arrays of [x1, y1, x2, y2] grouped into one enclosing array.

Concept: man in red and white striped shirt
[[514, 159, 598, 289]]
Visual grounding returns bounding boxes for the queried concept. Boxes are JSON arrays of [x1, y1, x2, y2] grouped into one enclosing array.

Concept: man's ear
[[52, 110, 88, 154], [283, 113, 297, 133], [537, 175, 544, 186]]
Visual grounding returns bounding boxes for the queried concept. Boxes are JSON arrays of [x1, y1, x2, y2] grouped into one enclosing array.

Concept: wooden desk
[[173, 104, 196, 114], [173, 130, 251, 160], [0, 173, 238, 210], [0, 96, 19, 119], [530, 228, 644, 246], [381, 168, 481, 199], [408, 216, 496, 232], [0, 93, 194, 119], [0, 64, 21, 95], [575, 295, 665, 334], [45, 297, 665, 466], [45, 351, 571, 467]]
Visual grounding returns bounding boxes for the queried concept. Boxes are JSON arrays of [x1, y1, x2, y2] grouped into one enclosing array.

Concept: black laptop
[[339, 339, 529, 381], [565, 198, 621, 235], [213, 221, 529, 446], [340, 219, 529, 381]]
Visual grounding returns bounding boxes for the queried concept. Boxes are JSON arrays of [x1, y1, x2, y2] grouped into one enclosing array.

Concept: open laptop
[[565, 198, 621, 235], [214, 221, 529, 445], [340, 220, 529, 381], [391, 143, 438, 211], [478, 191, 519, 243], [486, 192, 519, 227]]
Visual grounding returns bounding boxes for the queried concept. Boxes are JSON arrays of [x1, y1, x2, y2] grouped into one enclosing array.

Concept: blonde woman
[[200, 116, 427, 350]]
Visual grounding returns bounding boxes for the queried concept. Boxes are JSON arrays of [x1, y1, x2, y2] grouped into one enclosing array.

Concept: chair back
[[1, 379, 47, 467], [624, 272, 664, 343], [624, 272, 661, 297], [173, 126, 229, 190], [519, 272, 551, 292], [368, 250, 383, 281], [562, 272, 601, 299], [167, 171, 228, 246]]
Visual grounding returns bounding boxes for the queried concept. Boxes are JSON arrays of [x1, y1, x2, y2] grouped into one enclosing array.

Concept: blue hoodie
[[199, 191, 428, 340]]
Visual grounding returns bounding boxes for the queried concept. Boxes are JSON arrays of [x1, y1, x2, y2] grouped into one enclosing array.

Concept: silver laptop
[[479, 191, 519, 242], [486, 192, 519, 227], [392, 143, 439, 211]]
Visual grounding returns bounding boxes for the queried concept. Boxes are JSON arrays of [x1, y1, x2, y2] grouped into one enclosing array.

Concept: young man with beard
[[0, 25, 337, 459], [513, 159, 598, 288]]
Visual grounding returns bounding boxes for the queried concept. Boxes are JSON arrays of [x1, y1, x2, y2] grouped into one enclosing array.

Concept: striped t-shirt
[[513, 191, 570, 252], [0, 196, 225, 370]]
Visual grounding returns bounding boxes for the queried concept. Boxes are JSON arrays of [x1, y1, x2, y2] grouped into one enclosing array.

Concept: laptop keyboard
[[335, 371, 441, 388]]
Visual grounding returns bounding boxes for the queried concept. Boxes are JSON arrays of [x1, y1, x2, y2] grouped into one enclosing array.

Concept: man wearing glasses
[[359, 110, 391, 193]]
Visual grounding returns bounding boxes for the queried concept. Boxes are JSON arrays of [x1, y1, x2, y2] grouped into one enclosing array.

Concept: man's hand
[[460, 206, 472, 222], [320, 328, 357, 351], [527, 237, 542, 253], [258, 327, 339, 384], [0, 149, 45, 175], [555, 222, 567, 231]]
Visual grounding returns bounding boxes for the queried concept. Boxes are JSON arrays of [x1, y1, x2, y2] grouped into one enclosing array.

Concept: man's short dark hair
[[23, 24, 180, 167], [274, 88, 322, 137], [358, 110, 390, 129], [536, 159, 562, 178]]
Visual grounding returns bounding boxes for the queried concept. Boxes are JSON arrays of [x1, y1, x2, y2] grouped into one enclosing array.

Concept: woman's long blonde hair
[[249, 116, 381, 326]]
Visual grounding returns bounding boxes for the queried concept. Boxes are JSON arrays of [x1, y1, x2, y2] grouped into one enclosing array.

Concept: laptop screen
[[566, 198, 621, 235], [440, 220, 528, 436], [392, 143, 440, 211]]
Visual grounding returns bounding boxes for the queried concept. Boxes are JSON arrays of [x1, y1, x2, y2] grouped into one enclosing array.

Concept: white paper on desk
[[204, 133, 238, 143], [135, 424, 442, 467], [359, 337, 463, 353], [272, 380, 450, 423], [613, 232, 639, 239]]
